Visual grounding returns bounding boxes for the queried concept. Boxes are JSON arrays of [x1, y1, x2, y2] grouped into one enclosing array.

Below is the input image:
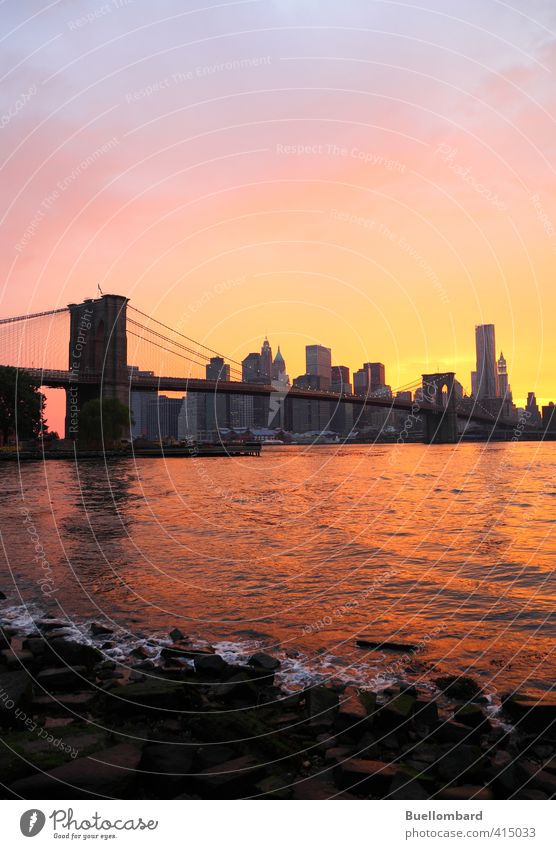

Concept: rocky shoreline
[[1, 616, 555, 800]]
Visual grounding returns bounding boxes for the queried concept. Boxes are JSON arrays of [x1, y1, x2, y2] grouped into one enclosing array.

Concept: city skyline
[[2, 1, 556, 424]]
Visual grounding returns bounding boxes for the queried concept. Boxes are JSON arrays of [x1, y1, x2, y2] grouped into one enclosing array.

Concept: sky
[[1, 0, 556, 431]]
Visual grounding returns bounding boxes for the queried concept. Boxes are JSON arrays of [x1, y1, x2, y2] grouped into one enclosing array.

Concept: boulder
[[0, 670, 32, 725], [43, 638, 102, 669], [378, 694, 415, 731], [31, 691, 98, 716], [437, 785, 494, 800], [194, 654, 228, 676], [306, 686, 339, 726], [90, 622, 113, 637], [9, 743, 141, 799], [335, 758, 398, 795], [248, 652, 281, 671], [436, 744, 485, 782], [413, 698, 439, 727], [194, 745, 236, 771], [36, 666, 89, 692], [501, 693, 556, 734], [105, 680, 189, 712], [356, 638, 418, 652], [431, 721, 476, 744], [138, 742, 196, 793], [169, 628, 185, 642], [454, 703, 491, 732], [195, 755, 266, 797], [1, 649, 38, 671], [434, 675, 482, 701]]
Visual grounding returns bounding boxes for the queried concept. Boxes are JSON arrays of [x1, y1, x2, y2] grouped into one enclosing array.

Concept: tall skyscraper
[[260, 338, 273, 382], [526, 391, 541, 426], [474, 324, 499, 399], [242, 352, 262, 383], [147, 396, 183, 442], [497, 352, 510, 399], [206, 356, 230, 382], [364, 362, 386, 392], [306, 344, 331, 389], [272, 346, 288, 383], [331, 365, 351, 394]]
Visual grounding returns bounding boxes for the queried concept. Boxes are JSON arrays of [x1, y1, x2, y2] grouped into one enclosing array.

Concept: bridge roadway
[[27, 368, 519, 430]]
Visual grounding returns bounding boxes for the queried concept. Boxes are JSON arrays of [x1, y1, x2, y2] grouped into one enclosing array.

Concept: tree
[[0, 366, 46, 445], [79, 397, 133, 449]]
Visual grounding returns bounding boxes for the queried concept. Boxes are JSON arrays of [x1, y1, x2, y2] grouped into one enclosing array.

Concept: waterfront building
[[242, 352, 262, 383], [474, 324, 499, 399], [146, 395, 183, 442], [206, 356, 230, 382], [306, 344, 331, 389], [331, 365, 351, 394]]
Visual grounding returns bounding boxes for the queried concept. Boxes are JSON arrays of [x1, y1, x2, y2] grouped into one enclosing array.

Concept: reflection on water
[[1, 443, 555, 696]]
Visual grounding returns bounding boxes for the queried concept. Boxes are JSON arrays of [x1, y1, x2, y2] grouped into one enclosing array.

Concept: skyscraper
[[364, 362, 386, 392], [272, 346, 288, 383], [331, 365, 351, 394], [497, 352, 509, 398], [242, 352, 262, 383], [206, 356, 230, 382], [474, 324, 499, 399], [306, 344, 332, 389], [260, 338, 273, 382]]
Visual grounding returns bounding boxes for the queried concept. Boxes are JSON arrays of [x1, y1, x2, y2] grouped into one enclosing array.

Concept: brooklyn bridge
[[0, 293, 524, 444]]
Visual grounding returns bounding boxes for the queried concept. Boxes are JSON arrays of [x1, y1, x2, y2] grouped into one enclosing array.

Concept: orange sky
[[2, 1, 556, 432]]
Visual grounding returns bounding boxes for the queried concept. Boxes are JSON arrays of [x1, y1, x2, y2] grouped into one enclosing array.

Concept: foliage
[[78, 397, 133, 449], [0, 366, 46, 444]]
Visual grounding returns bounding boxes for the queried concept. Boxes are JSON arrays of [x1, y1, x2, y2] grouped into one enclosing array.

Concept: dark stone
[[0, 671, 32, 725], [195, 755, 266, 797], [90, 622, 113, 637], [194, 745, 236, 771], [388, 775, 429, 800], [0, 591, 6, 600], [194, 654, 228, 676], [454, 703, 491, 731], [106, 680, 188, 711], [378, 694, 415, 731], [437, 785, 494, 800], [36, 666, 89, 691], [43, 638, 102, 669], [306, 686, 339, 726], [413, 698, 439, 727], [9, 743, 141, 799], [248, 652, 281, 671], [436, 744, 485, 782], [22, 637, 46, 655], [31, 691, 98, 716], [431, 721, 476, 744], [130, 646, 150, 660], [169, 628, 185, 642], [501, 693, 556, 734], [1, 649, 38, 671], [138, 742, 196, 793], [434, 675, 482, 701], [335, 758, 398, 795]]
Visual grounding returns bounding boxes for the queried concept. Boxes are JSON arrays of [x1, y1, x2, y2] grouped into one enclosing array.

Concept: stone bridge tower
[[421, 372, 458, 444]]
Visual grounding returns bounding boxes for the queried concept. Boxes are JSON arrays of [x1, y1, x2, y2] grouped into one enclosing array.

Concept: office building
[[146, 396, 183, 442], [206, 356, 230, 382], [526, 391, 542, 426], [260, 338, 273, 382], [474, 324, 499, 399], [242, 352, 262, 383], [306, 344, 332, 389], [542, 403, 556, 433], [272, 346, 289, 384], [331, 365, 351, 394]]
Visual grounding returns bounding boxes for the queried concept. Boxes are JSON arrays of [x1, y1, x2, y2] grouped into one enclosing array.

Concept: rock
[[90, 622, 113, 637], [335, 758, 398, 795], [413, 698, 439, 727], [169, 628, 185, 642], [518, 761, 556, 796], [161, 643, 214, 661], [306, 686, 339, 726], [437, 785, 494, 800], [293, 776, 357, 800], [1, 649, 38, 671], [436, 744, 485, 782], [105, 680, 188, 712], [22, 637, 46, 655], [138, 742, 196, 793], [337, 687, 368, 723], [502, 693, 556, 734], [379, 694, 415, 731], [0, 671, 32, 725], [9, 743, 141, 799], [194, 654, 228, 676], [253, 775, 292, 799], [0, 590, 6, 600], [195, 755, 266, 797], [43, 638, 102, 669], [324, 746, 353, 765], [194, 745, 236, 771], [454, 703, 491, 732], [434, 675, 482, 701], [130, 646, 150, 660], [388, 775, 429, 800], [248, 652, 281, 671], [31, 691, 98, 716], [36, 666, 90, 691], [431, 721, 475, 744], [356, 638, 418, 652]]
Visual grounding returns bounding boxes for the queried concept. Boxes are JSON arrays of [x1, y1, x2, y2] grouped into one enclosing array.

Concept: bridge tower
[[421, 372, 458, 444], [65, 294, 129, 439]]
